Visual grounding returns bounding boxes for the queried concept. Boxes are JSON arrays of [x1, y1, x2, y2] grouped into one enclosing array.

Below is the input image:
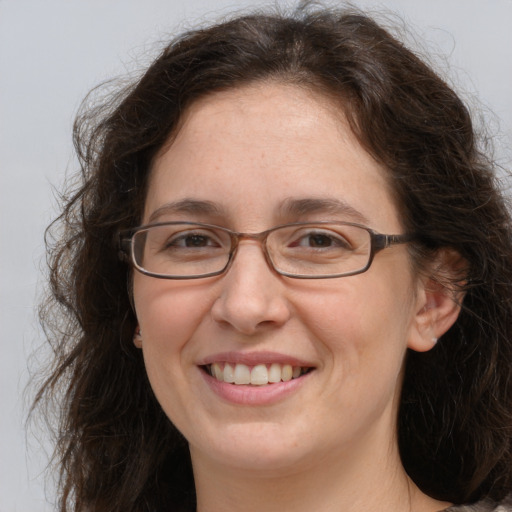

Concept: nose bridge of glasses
[[229, 230, 275, 270], [234, 228, 269, 241]]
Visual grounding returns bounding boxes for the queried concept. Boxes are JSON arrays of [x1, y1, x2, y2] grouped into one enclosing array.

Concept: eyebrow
[[279, 197, 370, 224], [147, 197, 369, 225], [148, 199, 226, 223]]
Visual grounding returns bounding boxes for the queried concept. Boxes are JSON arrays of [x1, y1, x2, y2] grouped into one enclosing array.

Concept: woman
[[36, 4, 512, 512]]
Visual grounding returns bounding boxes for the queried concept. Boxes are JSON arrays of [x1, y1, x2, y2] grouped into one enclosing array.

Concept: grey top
[[444, 496, 512, 511]]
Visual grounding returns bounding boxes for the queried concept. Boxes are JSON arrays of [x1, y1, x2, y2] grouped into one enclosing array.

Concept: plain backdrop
[[1, 1, 511, 510]]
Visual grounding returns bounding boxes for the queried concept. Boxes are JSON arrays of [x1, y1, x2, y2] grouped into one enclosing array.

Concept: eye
[[302, 233, 338, 248], [289, 229, 352, 250], [165, 230, 222, 249]]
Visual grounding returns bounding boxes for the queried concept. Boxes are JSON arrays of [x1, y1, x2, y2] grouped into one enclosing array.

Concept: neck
[[191, 434, 449, 512]]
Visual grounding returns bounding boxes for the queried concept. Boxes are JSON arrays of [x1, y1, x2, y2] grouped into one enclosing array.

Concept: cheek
[[133, 278, 216, 353], [283, 282, 412, 443], [292, 265, 416, 371], [132, 279, 217, 423]]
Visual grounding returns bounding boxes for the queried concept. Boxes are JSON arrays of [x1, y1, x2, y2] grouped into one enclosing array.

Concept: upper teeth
[[209, 362, 305, 385]]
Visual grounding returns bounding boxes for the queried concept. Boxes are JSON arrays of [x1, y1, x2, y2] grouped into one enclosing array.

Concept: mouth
[[202, 362, 313, 386]]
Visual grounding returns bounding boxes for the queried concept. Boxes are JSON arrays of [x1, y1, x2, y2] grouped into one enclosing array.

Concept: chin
[[188, 420, 318, 473]]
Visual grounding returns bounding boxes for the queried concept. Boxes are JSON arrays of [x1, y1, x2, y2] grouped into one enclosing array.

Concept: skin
[[132, 82, 460, 512]]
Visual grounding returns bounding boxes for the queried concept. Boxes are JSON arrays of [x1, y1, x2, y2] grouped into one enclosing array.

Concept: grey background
[[1, 1, 511, 510]]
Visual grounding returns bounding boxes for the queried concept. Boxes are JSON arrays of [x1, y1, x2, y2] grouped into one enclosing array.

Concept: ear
[[408, 249, 467, 353], [133, 325, 143, 349]]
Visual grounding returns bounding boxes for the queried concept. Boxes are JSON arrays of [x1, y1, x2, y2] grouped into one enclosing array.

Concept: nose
[[211, 241, 291, 335]]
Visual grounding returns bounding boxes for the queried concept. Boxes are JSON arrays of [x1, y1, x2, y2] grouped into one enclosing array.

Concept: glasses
[[118, 221, 412, 280]]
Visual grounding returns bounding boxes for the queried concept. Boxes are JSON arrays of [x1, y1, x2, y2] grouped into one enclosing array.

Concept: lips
[[205, 362, 311, 385], [198, 351, 315, 388], [198, 353, 315, 405]]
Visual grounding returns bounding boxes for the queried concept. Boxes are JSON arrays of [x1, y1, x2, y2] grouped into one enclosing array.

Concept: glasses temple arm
[[372, 233, 413, 251], [118, 236, 132, 262]]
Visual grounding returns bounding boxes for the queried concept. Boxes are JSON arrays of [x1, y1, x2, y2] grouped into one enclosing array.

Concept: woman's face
[[133, 83, 429, 475]]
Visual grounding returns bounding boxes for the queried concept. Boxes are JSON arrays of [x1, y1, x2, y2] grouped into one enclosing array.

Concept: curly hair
[[35, 4, 512, 511]]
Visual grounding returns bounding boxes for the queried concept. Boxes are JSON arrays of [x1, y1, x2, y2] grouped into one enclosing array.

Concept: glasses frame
[[118, 220, 413, 280]]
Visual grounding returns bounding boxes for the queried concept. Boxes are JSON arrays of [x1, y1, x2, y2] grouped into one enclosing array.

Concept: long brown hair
[[35, 4, 512, 511]]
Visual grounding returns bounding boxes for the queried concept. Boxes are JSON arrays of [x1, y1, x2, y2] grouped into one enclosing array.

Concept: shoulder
[[444, 495, 512, 512]]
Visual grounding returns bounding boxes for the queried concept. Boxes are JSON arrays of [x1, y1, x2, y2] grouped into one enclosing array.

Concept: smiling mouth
[[203, 362, 313, 386]]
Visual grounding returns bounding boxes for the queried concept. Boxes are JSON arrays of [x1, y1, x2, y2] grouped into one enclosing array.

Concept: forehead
[[165, 82, 350, 156], [145, 82, 400, 232]]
